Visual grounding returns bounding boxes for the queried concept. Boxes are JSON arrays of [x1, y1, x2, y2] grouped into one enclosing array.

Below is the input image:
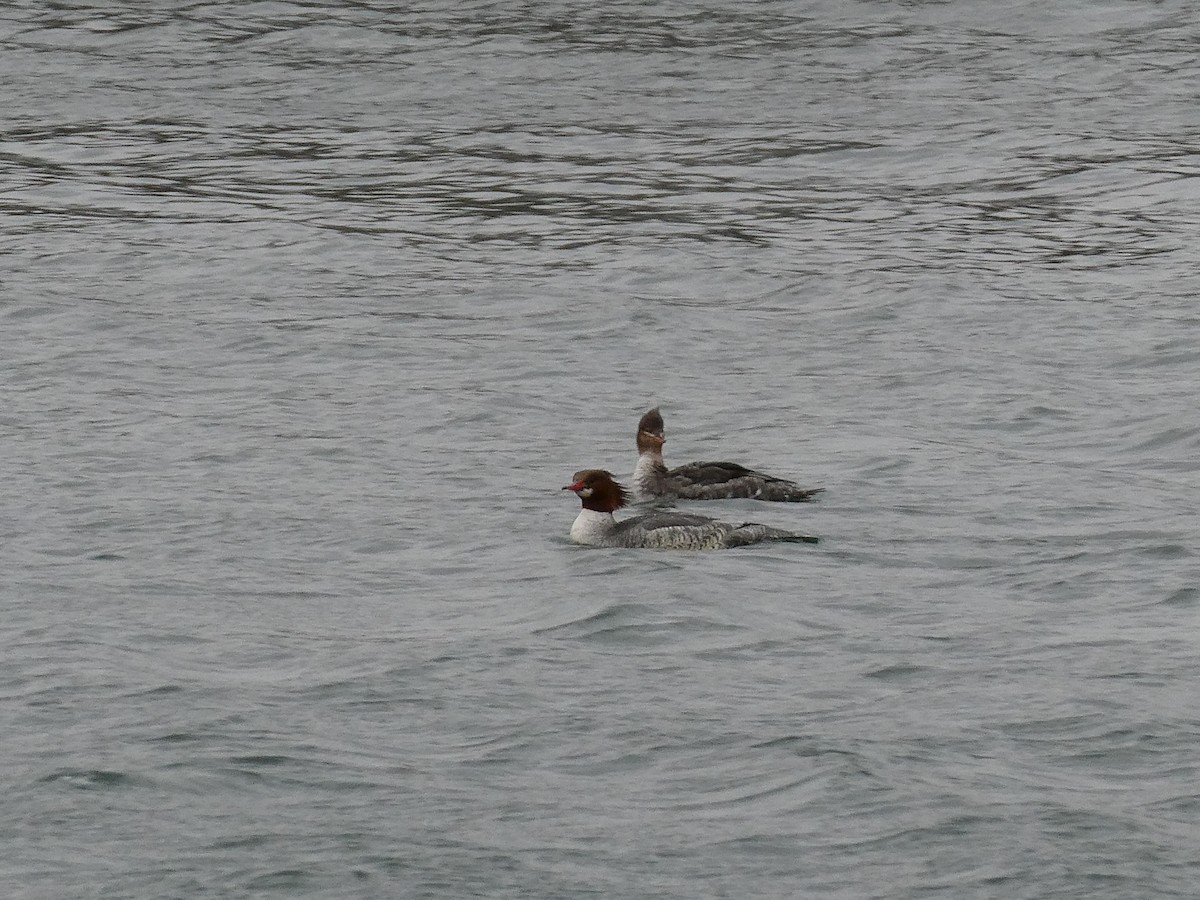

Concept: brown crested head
[[561, 468, 628, 513], [636, 407, 666, 453]]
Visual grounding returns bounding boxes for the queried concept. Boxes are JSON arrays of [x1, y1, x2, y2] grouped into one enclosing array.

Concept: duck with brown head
[[563, 469, 818, 550], [632, 407, 823, 503]]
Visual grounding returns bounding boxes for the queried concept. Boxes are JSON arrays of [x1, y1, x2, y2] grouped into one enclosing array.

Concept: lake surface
[[3, 1, 1198, 897]]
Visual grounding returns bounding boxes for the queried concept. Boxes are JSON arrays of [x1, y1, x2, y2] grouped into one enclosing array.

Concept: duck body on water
[[631, 408, 823, 503], [563, 469, 819, 550]]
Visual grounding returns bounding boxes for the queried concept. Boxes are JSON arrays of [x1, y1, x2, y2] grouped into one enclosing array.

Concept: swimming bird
[[632, 408, 823, 502], [563, 469, 818, 550]]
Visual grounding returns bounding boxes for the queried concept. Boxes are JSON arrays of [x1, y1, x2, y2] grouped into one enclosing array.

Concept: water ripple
[[4, 1, 1200, 897]]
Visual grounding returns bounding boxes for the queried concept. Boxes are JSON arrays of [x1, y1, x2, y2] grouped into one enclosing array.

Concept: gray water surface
[[4, 2, 1199, 897]]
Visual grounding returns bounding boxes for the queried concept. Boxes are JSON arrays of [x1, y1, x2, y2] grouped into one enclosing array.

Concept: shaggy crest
[[637, 407, 665, 437], [636, 407, 666, 454], [562, 469, 629, 513]]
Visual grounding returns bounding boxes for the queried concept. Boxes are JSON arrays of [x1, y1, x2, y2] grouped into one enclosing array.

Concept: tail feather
[[779, 532, 820, 544], [766, 485, 824, 503], [724, 524, 820, 547]]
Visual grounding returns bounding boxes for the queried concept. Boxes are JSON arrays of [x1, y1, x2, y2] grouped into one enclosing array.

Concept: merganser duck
[[563, 469, 818, 550], [632, 408, 823, 503]]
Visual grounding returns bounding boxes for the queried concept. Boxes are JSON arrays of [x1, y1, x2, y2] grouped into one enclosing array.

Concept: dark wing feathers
[[668, 460, 761, 485], [616, 511, 718, 534], [662, 461, 823, 502]]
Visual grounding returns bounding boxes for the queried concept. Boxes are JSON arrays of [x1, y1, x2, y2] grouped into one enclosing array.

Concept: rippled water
[[4, 2, 1199, 897]]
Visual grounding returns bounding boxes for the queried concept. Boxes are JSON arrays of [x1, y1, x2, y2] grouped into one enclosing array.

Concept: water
[[3, 1, 1199, 897]]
